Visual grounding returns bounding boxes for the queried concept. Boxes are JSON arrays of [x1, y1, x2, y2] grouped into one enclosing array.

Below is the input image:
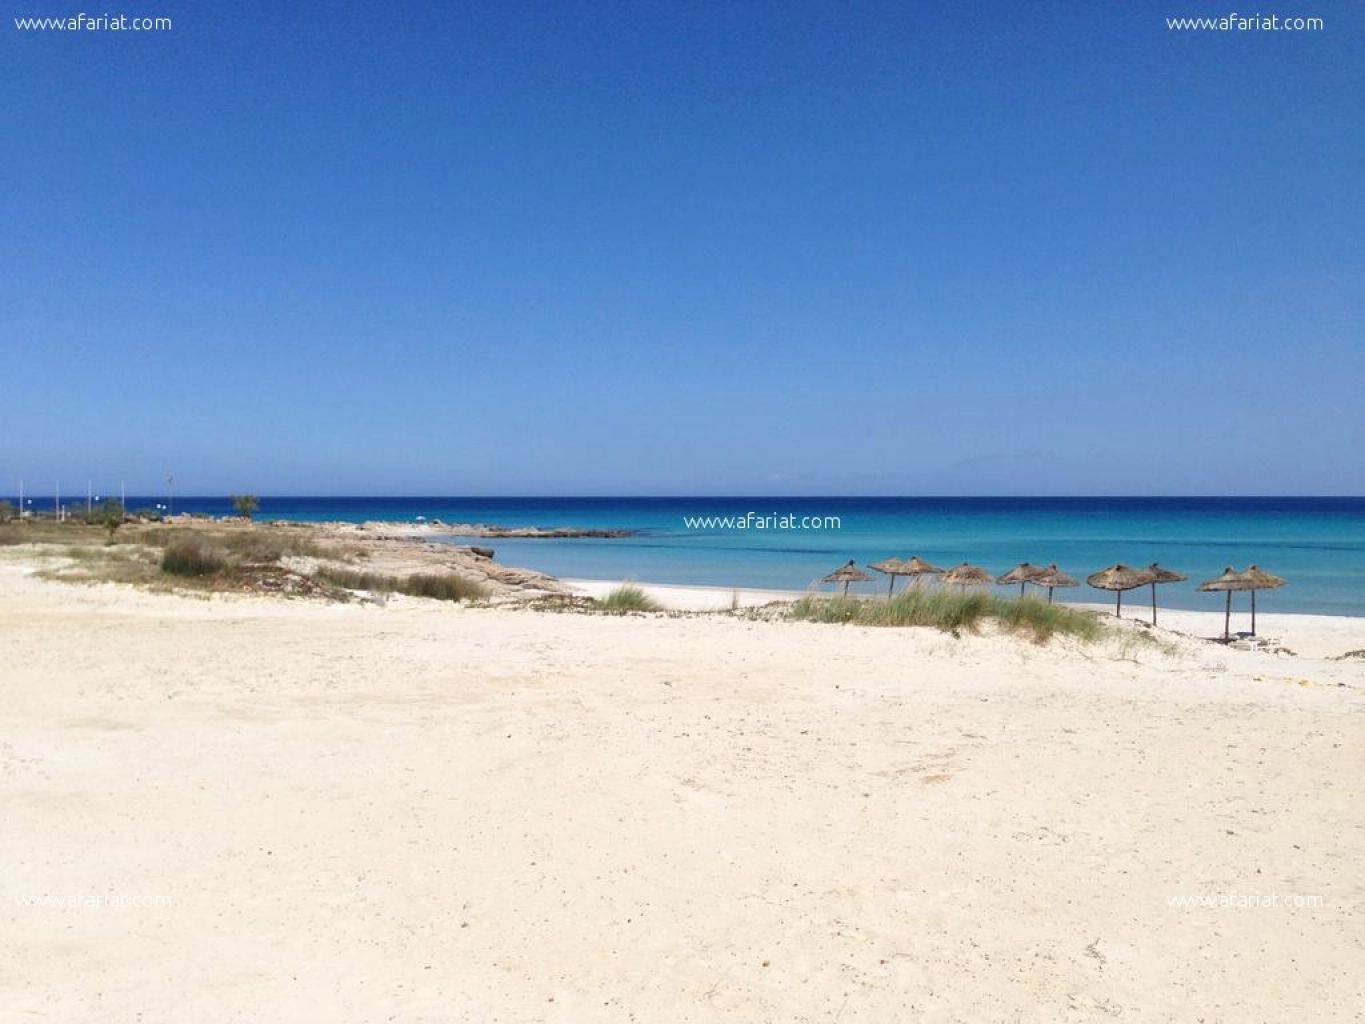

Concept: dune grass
[[311, 566, 485, 603], [789, 589, 1104, 642], [160, 540, 229, 577], [594, 584, 662, 614], [403, 573, 487, 603]]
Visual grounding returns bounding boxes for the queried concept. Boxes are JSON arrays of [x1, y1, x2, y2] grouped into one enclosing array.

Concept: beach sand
[[2, 561, 1362, 1022]]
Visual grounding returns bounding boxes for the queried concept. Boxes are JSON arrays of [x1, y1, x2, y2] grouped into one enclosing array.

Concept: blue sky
[[3, 0, 1361, 495]]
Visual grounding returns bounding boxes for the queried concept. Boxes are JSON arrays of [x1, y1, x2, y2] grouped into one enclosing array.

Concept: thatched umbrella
[[1035, 563, 1078, 604], [1242, 564, 1287, 636], [867, 558, 908, 597], [901, 555, 945, 588], [1144, 563, 1186, 627], [1087, 564, 1156, 618], [822, 560, 871, 597], [941, 562, 993, 590], [996, 562, 1048, 597], [1197, 567, 1251, 641], [868, 555, 945, 596]]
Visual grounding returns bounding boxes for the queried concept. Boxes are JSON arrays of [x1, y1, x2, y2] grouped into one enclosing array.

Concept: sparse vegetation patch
[[789, 589, 1104, 642], [594, 584, 662, 614]]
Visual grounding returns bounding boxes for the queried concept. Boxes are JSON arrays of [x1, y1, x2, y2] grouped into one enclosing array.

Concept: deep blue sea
[[42, 495, 1365, 616]]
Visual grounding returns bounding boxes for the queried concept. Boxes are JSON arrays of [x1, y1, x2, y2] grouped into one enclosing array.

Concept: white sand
[[570, 577, 1365, 654], [2, 562, 1362, 1022], [566, 577, 805, 610]]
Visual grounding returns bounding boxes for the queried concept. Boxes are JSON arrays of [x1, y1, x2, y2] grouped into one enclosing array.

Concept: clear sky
[[3, 0, 1361, 496]]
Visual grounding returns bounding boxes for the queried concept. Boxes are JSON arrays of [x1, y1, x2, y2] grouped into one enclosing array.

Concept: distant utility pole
[[55, 481, 60, 521], [87, 481, 93, 519], [167, 474, 174, 518]]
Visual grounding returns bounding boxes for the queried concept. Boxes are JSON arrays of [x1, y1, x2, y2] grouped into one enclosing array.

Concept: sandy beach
[[11, 0, 1361, 1017], [2, 558, 1362, 1023]]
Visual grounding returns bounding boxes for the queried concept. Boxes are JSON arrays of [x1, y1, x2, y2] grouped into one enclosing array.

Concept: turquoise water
[[52, 496, 1365, 616]]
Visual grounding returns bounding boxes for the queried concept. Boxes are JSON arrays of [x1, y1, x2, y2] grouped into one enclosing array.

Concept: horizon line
[[7, 493, 1361, 502]]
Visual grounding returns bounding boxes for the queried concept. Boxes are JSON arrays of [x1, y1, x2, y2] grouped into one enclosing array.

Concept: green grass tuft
[[992, 595, 1104, 642], [594, 584, 662, 614], [789, 588, 1103, 642]]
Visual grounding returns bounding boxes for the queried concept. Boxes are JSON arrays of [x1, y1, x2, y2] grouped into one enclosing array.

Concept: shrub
[[161, 540, 227, 577], [231, 494, 260, 520], [0, 500, 14, 523], [98, 498, 125, 539]]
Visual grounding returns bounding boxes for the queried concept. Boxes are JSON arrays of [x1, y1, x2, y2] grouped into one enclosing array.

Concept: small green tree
[[0, 500, 14, 523], [231, 494, 260, 520], [99, 498, 125, 540]]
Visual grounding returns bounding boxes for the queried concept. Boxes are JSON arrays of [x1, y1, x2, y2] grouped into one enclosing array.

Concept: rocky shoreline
[[432, 521, 633, 539], [318, 520, 634, 540]]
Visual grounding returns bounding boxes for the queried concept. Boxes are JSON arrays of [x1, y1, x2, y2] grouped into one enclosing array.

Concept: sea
[[36, 495, 1365, 617]]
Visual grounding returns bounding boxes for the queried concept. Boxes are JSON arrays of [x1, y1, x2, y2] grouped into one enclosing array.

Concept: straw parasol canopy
[[1144, 563, 1187, 626], [1197, 567, 1253, 640], [867, 558, 908, 596], [1035, 563, 1078, 604], [1087, 564, 1156, 618], [941, 562, 993, 589], [996, 562, 1049, 596], [868, 555, 945, 596], [901, 555, 944, 592], [901, 555, 944, 577], [1242, 564, 1287, 636], [822, 559, 872, 597]]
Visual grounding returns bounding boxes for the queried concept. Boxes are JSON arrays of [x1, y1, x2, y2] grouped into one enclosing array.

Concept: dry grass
[[311, 566, 486, 603], [3, 521, 368, 599], [126, 525, 360, 563], [0, 520, 112, 546], [161, 540, 229, 577], [31, 545, 162, 587]]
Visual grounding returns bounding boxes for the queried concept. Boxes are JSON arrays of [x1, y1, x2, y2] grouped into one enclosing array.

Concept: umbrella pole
[[1047, 587, 1054, 605], [1019, 582, 1025, 597], [842, 581, 850, 598], [1151, 583, 1158, 626], [1117, 590, 1122, 618], [1251, 590, 1257, 636], [888, 576, 895, 598], [1224, 591, 1231, 641]]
